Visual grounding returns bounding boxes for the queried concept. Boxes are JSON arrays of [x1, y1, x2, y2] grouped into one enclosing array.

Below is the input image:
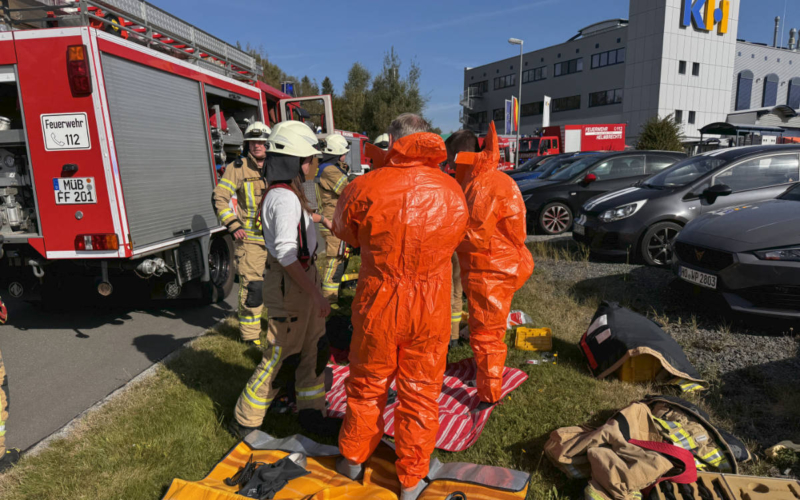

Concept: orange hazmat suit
[[455, 122, 534, 403], [334, 132, 468, 489]]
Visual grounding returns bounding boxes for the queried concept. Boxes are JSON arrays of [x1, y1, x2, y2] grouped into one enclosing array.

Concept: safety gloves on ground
[[334, 130, 467, 490], [455, 122, 534, 404]]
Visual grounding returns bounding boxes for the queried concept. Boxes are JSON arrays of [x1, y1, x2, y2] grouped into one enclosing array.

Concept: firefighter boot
[[227, 419, 259, 441], [0, 448, 20, 474], [400, 480, 428, 500], [298, 409, 340, 438]]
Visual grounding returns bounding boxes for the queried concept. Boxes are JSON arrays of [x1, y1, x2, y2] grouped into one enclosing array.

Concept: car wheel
[[641, 222, 682, 266], [538, 202, 573, 235]]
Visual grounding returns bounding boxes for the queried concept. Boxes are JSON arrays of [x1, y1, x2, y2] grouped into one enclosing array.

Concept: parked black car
[[506, 155, 558, 176], [522, 151, 685, 235], [673, 183, 800, 320], [573, 145, 800, 265]]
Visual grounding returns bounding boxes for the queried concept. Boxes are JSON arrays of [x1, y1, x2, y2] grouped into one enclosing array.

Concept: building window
[[468, 80, 488, 96], [595, 43, 600, 49], [521, 101, 544, 117], [679, 61, 687, 74], [469, 111, 488, 125], [675, 110, 683, 123], [522, 66, 547, 83], [688, 111, 696, 124], [692, 63, 700, 76], [589, 88, 624, 107], [552, 95, 581, 113], [735, 70, 754, 110], [763, 74, 779, 107], [493, 74, 516, 90], [591, 48, 626, 69], [493, 108, 505, 122], [788, 77, 800, 109], [554, 58, 583, 77], [617, 37, 621, 43]]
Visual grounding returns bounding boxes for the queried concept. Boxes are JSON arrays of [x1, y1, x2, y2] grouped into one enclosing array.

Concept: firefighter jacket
[[315, 161, 349, 222], [545, 397, 748, 500], [213, 154, 267, 244], [454, 121, 534, 403]]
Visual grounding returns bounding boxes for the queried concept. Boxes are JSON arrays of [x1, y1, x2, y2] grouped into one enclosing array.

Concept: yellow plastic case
[[514, 327, 552, 351]]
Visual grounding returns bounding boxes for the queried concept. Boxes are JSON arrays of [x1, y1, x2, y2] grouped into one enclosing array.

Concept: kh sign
[[682, 0, 730, 35]]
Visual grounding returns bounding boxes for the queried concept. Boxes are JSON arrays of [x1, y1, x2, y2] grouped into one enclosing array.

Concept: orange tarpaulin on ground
[[163, 431, 530, 500]]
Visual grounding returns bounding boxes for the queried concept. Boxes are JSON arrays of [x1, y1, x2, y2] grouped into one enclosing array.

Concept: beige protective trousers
[[235, 241, 268, 342], [451, 253, 463, 340], [0, 349, 7, 454], [234, 257, 328, 427], [321, 231, 344, 304]]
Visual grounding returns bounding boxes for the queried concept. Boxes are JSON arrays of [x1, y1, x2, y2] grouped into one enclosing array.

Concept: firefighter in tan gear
[[315, 134, 351, 304], [212, 121, 270, 347], [0, 296, 20, 473], [229, 121, 339, 439]]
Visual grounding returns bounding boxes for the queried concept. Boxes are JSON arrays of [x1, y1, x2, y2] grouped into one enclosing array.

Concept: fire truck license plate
[[53, 177, 97, 205]]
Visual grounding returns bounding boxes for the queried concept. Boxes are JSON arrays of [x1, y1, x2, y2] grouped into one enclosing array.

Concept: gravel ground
[[534, 253, 800, 452]]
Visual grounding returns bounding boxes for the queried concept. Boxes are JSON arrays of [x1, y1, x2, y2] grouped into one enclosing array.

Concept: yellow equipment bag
[[163, 431, 530, 500]]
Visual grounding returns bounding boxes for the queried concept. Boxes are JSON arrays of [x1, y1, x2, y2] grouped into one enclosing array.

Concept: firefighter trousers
[[234, 260, 328, 428], [235, 241, 268, 342], [321, 231, 345, 304], [0, 349, 7, 455], [451, 253, 463, 341]]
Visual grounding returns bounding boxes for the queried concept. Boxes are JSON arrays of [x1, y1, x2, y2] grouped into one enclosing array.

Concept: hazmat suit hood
[[364, 142, 387, 169], [454, 121, 500, 187], [265, 152, 305, 183], [384, 132, 447, 170]]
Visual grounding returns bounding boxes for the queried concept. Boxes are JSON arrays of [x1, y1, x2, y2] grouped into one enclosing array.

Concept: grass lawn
[[0, 244, 785, 499]]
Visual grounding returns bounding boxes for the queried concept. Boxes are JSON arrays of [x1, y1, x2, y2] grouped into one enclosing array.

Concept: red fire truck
[[519, 124, 626, 159], [0, 0, 333, 302]]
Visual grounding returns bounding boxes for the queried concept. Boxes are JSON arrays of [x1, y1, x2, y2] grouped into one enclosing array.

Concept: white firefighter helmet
[[268, 120, 321, 158], [243, 121, 271, 142], [374, 133, 390, 150], [324, 135, 350, 156]]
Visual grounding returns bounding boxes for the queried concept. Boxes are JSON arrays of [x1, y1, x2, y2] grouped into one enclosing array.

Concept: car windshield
[[780, 183, 800, 201], [547, 156, 601, 181], [645, 156, 728, 188]]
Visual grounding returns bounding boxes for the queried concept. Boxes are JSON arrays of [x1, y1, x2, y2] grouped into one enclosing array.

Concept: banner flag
[[512, 96, 519, 132], [504, 99, 512, 135], [543, 96, 551, 128]]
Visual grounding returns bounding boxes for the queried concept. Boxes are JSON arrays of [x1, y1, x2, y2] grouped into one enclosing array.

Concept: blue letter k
[[683, 0, 706, 28]]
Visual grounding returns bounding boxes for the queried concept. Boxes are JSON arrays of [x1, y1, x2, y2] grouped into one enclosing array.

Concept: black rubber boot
[[0, 448, 20, 474], [298, 409, 341, 438], [227, 419, 259, 441]]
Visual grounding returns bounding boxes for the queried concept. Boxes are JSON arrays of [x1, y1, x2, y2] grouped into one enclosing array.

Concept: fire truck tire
[[202, 234, 235, 304]]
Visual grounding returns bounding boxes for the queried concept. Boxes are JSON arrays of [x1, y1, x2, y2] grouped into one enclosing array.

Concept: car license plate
[[679, 266, 717, 290], [53, 177, 97, 205], [573, 222, 585, 236]]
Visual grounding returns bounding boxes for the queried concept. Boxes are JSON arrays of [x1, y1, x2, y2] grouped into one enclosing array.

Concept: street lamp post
[[509, 38, 524, 170]]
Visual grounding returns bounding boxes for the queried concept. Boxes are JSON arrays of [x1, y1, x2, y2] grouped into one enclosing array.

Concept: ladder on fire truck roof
[[0, 0, 262, 82]]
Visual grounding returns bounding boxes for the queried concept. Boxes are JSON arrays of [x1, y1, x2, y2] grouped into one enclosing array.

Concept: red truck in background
[[519, 124, 626, 159]]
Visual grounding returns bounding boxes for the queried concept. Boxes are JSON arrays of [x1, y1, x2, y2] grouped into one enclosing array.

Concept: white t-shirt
[[261, 187, 316, 267]]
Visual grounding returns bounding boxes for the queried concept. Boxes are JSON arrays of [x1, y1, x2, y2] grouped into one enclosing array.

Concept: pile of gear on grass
[[166, 118, 800, 500]]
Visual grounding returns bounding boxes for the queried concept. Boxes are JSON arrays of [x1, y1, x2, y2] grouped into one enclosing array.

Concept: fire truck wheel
[[202, 235, 235, 304]]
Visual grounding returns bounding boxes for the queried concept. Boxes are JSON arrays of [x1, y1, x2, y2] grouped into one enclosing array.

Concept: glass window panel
[[608, 50, 617, 65], [617, 48, 625, 63], [600, 53, 608, 66], [592, 54, 600, 68]]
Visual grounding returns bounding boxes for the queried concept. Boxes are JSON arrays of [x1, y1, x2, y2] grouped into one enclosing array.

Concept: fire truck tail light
[[67, 45, 93, 97], [75, 234, 119, 251]]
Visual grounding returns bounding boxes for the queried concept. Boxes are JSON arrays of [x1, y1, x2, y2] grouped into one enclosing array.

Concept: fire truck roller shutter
[[100, 54, 218, 248]]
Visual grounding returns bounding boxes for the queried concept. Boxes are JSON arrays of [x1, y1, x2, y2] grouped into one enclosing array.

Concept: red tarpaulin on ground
[[326, 358, 528, 452]]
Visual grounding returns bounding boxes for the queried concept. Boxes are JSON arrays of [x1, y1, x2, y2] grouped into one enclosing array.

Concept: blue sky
[[164, 0, 800, 133]]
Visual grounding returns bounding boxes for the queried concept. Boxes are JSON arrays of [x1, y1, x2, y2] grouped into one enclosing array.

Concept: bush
[[636, 114, 684, 151]]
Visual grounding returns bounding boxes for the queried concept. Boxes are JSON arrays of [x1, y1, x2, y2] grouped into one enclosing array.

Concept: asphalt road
[[0, 292, 236, 451]]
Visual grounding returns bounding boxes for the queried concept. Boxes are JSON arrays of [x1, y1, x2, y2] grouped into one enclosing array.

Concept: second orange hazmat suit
[[455, 122, 534, 403], [334, 132, 468, 489]]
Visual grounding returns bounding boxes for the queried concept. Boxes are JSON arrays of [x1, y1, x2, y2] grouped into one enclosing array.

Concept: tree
[[636, 114, 684, 151], [239, 42, 290, 89], [362, 47, 429, 139], [336, 63, 371, 133], [321, 77, 334, 97]]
